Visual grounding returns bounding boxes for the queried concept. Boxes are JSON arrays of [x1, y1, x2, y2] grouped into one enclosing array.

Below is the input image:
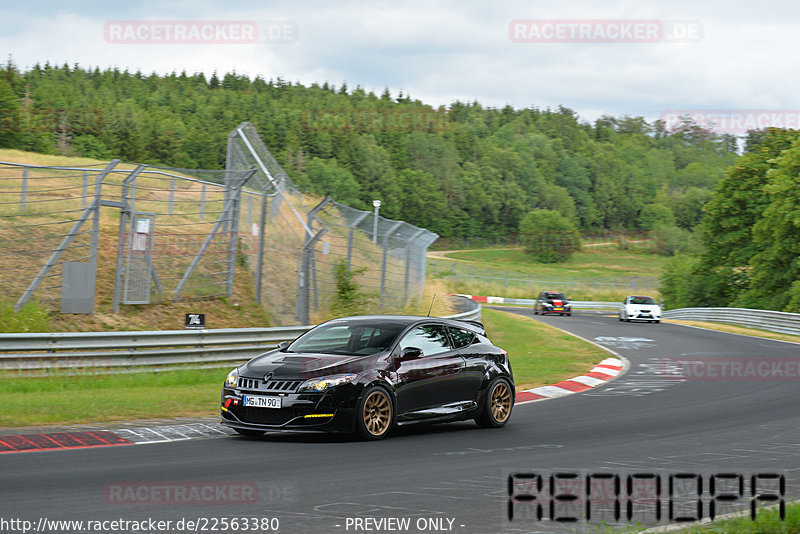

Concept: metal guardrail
[[0, 298, 481, 374], [663, 307, 800, 337], [492, 298, 620, 309]]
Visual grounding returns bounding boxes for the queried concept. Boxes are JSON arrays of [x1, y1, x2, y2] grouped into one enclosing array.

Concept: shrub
[[518, 209, 580, 263]]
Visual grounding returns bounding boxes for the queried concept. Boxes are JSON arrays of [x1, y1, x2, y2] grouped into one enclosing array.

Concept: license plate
[[554, 307, 564, 311], [243, 395, 282, 409]]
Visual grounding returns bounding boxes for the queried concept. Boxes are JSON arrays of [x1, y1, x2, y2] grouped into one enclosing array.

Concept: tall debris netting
[[0, 123, 437, 324], [226, 122, 438, 325]]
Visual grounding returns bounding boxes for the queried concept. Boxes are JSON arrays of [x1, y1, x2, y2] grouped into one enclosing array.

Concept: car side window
[[399, 325, 451, 356], [448, 327, 475, 349]]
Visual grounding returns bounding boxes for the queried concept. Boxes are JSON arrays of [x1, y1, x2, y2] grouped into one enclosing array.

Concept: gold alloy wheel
[[490, 382, 512, 423], [363, 390, 392, 436]]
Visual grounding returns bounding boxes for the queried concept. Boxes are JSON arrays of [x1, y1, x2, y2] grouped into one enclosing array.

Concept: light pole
[[372, 199, 381, 244]]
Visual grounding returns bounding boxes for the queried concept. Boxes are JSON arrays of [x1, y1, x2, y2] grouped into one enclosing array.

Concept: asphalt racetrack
[[2, 307, 800, 533]]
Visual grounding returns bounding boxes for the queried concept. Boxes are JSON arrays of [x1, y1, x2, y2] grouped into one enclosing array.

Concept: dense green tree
[[639, 203, 675, 231], [693, 129, 797, 305], [0, 62, 738, 241], [659, 128, 800, 311], [518, 209, 580, 263], [0, 78, 21, 147], [739, 137, 800, 311]]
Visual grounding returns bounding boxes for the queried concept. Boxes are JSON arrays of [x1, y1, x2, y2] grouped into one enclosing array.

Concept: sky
[[1, 0, 798, 131]]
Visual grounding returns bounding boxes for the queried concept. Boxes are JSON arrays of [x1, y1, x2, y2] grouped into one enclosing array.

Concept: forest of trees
[[661, 128, 800, 313], [0, 60, 738, 243]]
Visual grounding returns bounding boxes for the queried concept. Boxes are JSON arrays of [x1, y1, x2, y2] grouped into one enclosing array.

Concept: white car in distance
[[619, 295, 661, 323]]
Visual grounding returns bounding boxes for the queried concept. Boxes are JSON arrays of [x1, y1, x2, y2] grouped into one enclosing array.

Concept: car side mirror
[[400, 347, 423, 361], [277, 341, 290, 351]]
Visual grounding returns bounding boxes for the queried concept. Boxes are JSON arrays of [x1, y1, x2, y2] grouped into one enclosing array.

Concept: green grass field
[[482, 308, 609, 389], [0, 368, 224, 426], [663, 502, 800, 533], [0, 308, 613, 426], [430, 246, 666, 301], [436, 246, 667, 279]]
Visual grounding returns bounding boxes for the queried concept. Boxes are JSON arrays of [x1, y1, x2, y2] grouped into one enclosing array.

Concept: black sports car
[[533, 291, 571, 316], [220, 315, 514, 440]]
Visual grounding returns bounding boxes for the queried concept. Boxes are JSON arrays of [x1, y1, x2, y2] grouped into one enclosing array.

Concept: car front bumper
[[220, 385, 359, 434]]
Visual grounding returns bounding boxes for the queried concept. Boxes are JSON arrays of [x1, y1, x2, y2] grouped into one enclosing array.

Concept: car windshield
[[287, 321, 407, 356], [629, 296, 656, 305], [544, 293, 566, 300]]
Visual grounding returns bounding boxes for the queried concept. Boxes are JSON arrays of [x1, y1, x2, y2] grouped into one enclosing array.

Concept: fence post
[[89, 163, 105, 311], [82, 171, 88, 209], [225, 169, 256, 297], [380, 221, 402, 304], [346, 212, 369, 268], [306, 196, 333, 311], [254, 191, 268, 304], [112, 165, 146, 313], [169, 178, 175, 215], [297, 228, 327, 325], [200, 184, 206, 220], [404, 230, 425, 303], [19, 168, 27, 211]]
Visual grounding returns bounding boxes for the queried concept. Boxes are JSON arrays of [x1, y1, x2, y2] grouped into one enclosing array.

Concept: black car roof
[[323, 315, 486, 335]]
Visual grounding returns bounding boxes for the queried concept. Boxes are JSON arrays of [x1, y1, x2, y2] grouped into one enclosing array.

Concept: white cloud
[[2, 0, 799, 126]]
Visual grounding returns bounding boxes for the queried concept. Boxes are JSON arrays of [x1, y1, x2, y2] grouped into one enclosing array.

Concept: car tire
[[534, 309, 539, 315], [566, 312, 571, 317], [476, 378, 513, 428], [233, 428, 265, 437], [356, 386, 393, 440], [618, 316, 623, 322], [655, 320, 660, 324]]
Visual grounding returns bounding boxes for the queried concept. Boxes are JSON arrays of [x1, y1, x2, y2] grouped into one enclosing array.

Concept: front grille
[[238, 406, 317, 426], [237, 377, 303, 393], [240, 407, 296, 425], [238, 377, 259, 390], [264, 379, 302, 392]]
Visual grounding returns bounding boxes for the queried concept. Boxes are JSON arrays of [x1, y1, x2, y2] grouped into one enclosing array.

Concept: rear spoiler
[[456, 319, 486, 336]]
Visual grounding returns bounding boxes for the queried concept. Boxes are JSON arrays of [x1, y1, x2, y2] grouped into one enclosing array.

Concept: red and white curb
[[452, 293, 507, 304], [515, 358, 623, 404]]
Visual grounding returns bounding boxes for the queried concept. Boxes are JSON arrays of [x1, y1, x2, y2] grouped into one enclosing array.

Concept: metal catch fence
[[0, 159, 255, 313], [227, 122, 438, 325], [0, 123, 438, 324]]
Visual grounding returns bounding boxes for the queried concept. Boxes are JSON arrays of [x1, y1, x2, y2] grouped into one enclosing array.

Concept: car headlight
[[298, 373, 358, 392], [543, 302, 553, 308], [225, 368, 239, 388], [564, 303, 571, 308]]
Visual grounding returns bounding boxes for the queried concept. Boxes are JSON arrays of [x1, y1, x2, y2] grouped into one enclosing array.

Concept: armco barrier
[[0, 298, 481, 374], [454, 294, 619, 309], [663, 307, 800, 337], [461, 293, 800, 338]]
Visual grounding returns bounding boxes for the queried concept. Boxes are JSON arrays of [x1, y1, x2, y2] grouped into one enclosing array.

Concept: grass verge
[[433, 246, 668, 279], [0, 308, 613, 426], [0, 368, 224, 427], [656, 501, 800, 533], [430, 246, 665, 301], [481, 308, 611, 390]]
